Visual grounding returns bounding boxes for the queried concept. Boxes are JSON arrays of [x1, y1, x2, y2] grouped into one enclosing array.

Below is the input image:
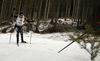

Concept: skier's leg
[[20, 28, 26, 43], [16, 30, 19, 44], [20, 28, 23, 41]]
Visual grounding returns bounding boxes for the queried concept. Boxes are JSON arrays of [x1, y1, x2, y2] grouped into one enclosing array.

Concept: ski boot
[[21, 40, 27, 43]]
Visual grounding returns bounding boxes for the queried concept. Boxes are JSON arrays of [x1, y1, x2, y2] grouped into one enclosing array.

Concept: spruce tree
[[69, 24, 100, 61]]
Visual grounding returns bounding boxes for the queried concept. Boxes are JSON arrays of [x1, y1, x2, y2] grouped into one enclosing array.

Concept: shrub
[[69, 24, 100, 61]]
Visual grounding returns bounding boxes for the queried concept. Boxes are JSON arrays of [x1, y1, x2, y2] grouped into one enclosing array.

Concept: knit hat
[[19, 11, 23, 15]]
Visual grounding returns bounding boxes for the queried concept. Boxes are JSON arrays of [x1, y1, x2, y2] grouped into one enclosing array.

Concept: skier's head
[[19, 11, 23, 18]]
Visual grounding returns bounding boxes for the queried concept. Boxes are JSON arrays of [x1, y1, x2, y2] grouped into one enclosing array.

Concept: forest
[[0, 0, 100, 61], [0, 0, 100, 34]]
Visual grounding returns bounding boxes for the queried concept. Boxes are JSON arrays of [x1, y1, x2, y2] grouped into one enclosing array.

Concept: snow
[[0, 26, 10, 33], [58, 18, 73, 25], [0, 32, 100, 61]]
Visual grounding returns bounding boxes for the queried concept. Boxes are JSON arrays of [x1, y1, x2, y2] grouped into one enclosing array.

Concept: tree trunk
[[44, 0, 48, 21], [35, 0, 43, 33], [56, 2, 60, 21], [65, 3, 69, 21], [47, 0, 51, 19], [76, 0, 80, 28], [18, 0, 22, 12], [8, 0, 13, 22], [0, 0, 5, 24], [68, 2, 71, 18], [55, 1, 60, 27], [72, 0, 76, 21]]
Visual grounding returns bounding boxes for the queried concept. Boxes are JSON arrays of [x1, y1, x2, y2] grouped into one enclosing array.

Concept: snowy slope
[[0, 32, 100, 61]]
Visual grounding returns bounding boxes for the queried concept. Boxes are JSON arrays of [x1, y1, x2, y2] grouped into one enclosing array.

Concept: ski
[[17, 42, 29, 47], [30, 31, 32, 44], [19, 42, 28, 43]]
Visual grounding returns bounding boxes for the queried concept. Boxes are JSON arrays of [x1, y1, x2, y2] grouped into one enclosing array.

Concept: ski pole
[[30, 20, 35, 44], [58, 41, 74, 53], [9, 26, 13, 44], [9, 8, 15, 44], [30, 31, 32, 44], [58, 32, 86, 53]]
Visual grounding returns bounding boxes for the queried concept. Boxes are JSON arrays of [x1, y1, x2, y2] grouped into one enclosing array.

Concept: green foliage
[[85, 24, 95, 35], [69, 32, 86, 43], [69, 35, 76, 41]]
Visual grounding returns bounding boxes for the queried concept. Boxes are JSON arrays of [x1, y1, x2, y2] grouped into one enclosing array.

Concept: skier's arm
[[11, 8, 18, 18], [25, 17, 35, 22]]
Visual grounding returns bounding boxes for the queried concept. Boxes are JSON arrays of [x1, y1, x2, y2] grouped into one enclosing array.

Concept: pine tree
[[69, 24, 100, 61]]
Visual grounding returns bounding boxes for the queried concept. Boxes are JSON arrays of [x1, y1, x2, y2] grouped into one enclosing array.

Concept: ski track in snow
[[0, 32, 100, 61]]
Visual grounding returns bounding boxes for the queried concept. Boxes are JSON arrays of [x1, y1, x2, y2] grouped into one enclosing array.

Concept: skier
[[12, 11, 34, 45]]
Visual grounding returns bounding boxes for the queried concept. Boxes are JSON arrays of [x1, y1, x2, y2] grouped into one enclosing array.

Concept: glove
[[15, 28, 18, 31]]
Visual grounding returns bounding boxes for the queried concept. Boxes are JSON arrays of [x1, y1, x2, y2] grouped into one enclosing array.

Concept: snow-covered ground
[[0, 32, 100, 61]]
